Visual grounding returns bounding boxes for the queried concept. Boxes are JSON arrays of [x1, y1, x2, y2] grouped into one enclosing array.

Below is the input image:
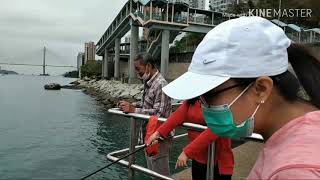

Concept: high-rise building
[[171, 0, 205, 9], [209, 0, 258, 12], [84, 42, 96, 63], [188, 0, 206, 9], [209, 0, 235, 12]]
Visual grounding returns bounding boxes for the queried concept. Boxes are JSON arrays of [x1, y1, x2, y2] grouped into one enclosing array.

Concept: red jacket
[[157, 101, 234, 175]]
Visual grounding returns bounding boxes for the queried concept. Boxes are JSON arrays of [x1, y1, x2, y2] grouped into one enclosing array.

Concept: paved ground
[[173, 141, 264, 180]]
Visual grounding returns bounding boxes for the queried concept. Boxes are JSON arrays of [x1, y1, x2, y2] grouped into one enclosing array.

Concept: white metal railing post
[[206, 142, 215, 180], [128, 117, 137, 180]]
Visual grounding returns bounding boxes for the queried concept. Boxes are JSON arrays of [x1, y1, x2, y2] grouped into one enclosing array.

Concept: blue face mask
[[202, 84, 261, 139]]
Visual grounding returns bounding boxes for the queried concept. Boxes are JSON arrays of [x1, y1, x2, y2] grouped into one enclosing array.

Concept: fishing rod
[[80, 144, 146, 180], [80, 137, 163, 180]]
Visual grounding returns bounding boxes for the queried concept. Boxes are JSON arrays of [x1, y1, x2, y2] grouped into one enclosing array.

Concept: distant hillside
[[0, 70, 18, 75]]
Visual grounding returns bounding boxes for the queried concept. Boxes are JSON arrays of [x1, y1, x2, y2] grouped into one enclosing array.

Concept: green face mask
[[202, 84, 261, 139]]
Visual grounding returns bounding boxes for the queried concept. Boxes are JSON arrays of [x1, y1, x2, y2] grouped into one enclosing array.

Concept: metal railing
[[106, 108, 264, 180]]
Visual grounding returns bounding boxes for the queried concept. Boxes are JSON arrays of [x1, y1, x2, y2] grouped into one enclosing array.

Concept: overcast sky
[[0, 0, 127, 75], [0, 0, 212, 75]]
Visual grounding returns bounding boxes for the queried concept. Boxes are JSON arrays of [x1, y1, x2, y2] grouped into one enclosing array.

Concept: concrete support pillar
[[212, 12, 214, 25], [104, 49, 109, 79], [187, 7, 189, 24], [166, 4, 169, 22], [161, 29, 170, 79], [101, 55, 105, 78], [298, 32, 301, 43], [171, 4, 174, 22], [114, 38, 120, 79], [150, 1, 153, 20], [129, 20, 138, 84]]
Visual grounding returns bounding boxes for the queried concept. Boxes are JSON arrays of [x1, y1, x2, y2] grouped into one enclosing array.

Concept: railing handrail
[[108, 108, 264, 141]]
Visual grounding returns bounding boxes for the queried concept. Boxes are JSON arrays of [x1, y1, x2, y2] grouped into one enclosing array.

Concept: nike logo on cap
[[203, 59, 216, 64]]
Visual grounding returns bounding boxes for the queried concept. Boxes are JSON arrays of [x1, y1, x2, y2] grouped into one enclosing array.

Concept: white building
[[190, 0, 206, 9], [77, 52, 84, 78], [210, 0, 258, 12], [171, 0, 206, 9], [209, 0, 236, 12]]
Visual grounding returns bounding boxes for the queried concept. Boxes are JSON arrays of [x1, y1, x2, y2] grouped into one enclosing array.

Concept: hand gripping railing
[[107, 108, 263, 180]]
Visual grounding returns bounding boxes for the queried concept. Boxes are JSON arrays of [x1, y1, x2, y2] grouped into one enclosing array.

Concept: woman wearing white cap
[[162, 16, 320, 179]]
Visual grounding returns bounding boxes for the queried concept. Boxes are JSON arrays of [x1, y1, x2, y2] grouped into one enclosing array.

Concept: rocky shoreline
[[62, 76, 310, 111], [68, 79, 143, 109]]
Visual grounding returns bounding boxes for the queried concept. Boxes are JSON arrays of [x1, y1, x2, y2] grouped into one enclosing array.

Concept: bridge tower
[[43, 46, 46, 75], [40, 46, 48, 76]]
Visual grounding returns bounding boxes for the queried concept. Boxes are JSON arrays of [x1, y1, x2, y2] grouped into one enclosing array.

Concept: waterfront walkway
[[173, 141, 263, 180]]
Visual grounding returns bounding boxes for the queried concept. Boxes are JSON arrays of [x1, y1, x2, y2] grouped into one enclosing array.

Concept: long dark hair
[[288, 44, 320, 108], [234, 43, 320, 108]]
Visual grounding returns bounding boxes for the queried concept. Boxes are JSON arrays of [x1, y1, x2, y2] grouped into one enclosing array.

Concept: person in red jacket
[[147, 98, 234, 180]]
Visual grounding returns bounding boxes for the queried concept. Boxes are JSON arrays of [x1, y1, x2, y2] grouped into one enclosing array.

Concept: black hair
[[134, 53, 156, 68], [187, 97, 199, 105], [288, 44, 320, 108], [234, 43, 320, 108]]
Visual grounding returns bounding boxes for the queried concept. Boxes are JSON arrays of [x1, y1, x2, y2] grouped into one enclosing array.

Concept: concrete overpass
[[96, 0, 320, 83], [96, 0, 227, 83]]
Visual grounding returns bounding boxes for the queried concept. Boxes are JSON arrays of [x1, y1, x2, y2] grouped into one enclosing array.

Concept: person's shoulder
[[269, 166, 320, 179], [289, 110, 320, 139], [260, 111, 320, 179], [305, 110, 320, 123], [269, 110, 320, 144], [154, 74, 168, 87]]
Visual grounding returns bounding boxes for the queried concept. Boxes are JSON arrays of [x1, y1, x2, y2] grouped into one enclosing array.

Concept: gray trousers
[[145, 137, 173, 178]]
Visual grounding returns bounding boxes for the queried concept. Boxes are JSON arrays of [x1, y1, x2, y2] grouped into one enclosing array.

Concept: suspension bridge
[[0, 46, 77, 75], [0, 63, 76, 68]]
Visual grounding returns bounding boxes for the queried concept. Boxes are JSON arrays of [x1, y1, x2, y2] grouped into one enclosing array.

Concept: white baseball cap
[[163, 16, 291, 100]]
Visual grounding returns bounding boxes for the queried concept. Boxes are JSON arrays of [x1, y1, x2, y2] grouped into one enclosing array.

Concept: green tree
[[80, 60, 102, 78], [226, 2, 249, 15], [171, 33, 205, 53], [63, 71, 79, 78], [248, 0, 255, 9]]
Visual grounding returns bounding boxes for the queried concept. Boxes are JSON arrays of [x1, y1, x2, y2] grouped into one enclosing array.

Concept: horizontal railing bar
[[107, 133, 188, 180], [107, 153, 174, 180], [108, 108, 264, 141], [108, 133, 188, 157]]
